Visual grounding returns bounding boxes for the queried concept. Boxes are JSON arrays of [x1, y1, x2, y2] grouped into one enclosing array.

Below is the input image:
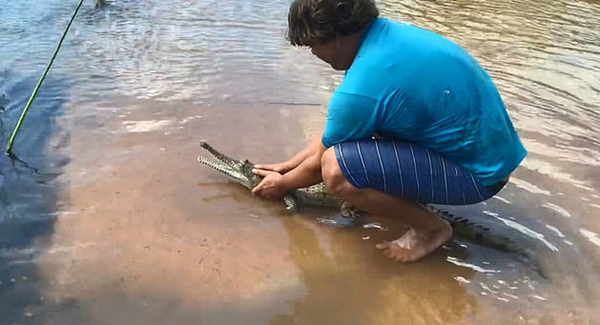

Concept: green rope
[[6, 0, 85, 155]]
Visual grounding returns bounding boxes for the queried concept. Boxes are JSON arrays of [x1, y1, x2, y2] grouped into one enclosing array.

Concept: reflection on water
[[1, 0, 600, 323], [483, 210, 559, 252], [446, 257, 500, 274], [541, 202, 573, 218], [580, 229, 600, 247]]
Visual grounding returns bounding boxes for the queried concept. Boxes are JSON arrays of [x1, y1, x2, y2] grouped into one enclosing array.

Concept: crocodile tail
[[432, 208, 520, 253], [431, 207, 547, 279]]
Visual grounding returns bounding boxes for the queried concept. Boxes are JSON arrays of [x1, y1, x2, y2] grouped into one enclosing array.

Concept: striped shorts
[[333, 139, 505, 205]]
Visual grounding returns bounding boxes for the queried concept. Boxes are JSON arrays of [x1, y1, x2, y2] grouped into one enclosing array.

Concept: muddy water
[[1, 0, 599, 324]]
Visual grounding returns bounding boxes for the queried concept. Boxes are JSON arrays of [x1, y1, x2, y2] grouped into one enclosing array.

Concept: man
[[252, 0, 527, 263]]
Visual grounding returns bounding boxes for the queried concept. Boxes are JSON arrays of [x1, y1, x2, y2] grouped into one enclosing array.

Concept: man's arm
[[280, 141, 326, 188], [254, 132, 324, 174], [252, 140, 326, 199]]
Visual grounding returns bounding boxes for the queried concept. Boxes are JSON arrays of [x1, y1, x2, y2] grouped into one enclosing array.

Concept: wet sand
[[11, 97, 591, 325], [27, 98, 469, 324]]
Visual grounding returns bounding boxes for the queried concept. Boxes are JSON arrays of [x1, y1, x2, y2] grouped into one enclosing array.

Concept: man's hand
[[251, 169, 289, 200], [253, 162, 291, 174]]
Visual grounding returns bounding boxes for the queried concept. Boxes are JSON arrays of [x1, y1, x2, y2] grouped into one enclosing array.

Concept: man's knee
[[321, 147, 352, 196]]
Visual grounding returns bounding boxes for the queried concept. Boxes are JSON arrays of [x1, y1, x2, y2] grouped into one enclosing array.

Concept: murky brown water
[[1, 0, 599, 324]]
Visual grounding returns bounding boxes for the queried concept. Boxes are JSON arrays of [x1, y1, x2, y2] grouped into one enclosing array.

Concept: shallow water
[[1, 0, 599, 324]]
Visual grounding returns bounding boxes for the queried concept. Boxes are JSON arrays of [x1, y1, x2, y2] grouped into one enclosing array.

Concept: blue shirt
[[322, 18, 527, 186]]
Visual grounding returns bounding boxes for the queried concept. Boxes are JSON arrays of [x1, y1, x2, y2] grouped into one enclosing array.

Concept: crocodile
[[197, 141, 544, 277], [197, 141, 354, 214]]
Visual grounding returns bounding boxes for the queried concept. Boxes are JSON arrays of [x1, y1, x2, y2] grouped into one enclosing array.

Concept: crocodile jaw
[[197, 156, 255, 190]]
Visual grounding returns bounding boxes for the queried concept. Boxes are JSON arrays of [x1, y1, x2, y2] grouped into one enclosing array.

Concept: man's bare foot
[[375, 221, 453, 263]]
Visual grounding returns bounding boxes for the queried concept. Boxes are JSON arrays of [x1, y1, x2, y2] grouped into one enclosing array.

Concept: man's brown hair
[[287, 0, 379, 46]]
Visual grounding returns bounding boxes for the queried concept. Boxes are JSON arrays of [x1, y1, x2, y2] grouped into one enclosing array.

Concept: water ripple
[[381, 0, 600, 144]]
